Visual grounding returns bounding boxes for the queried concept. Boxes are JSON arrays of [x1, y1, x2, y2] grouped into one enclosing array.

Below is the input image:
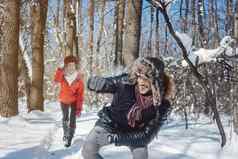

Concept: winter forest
[[0, 0, 238, 159]]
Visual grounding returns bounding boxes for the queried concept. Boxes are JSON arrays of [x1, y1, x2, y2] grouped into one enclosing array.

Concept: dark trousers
[[60, 103, 76, 138]]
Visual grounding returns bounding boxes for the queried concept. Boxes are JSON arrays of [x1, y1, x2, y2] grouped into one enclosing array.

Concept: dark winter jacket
[[87, 74, 172, 147]]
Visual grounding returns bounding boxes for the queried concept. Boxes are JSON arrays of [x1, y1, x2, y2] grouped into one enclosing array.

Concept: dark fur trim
[[163, 73, 175, 100], [127, 57, 175, 105]]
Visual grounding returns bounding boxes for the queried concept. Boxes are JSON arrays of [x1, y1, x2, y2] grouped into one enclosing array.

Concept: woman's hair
[[64, 55, 78, 67]]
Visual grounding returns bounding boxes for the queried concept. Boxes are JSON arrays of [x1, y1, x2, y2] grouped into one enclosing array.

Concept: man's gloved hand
[[87, 76, 106, 92], [94, 127, 118, 145], [107, 133, 118, 144]]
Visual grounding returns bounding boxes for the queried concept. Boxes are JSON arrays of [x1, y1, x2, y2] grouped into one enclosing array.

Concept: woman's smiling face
[[137, 76, 152, 95], [64, 63, 76, 75]]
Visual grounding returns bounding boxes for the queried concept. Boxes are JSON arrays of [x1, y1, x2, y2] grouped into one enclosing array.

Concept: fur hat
[[128, 57, 175, 105], [64, 55, 78, 66]]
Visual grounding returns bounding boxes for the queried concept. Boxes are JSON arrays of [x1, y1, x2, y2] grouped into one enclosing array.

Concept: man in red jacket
[[54, 55, 84, 147]]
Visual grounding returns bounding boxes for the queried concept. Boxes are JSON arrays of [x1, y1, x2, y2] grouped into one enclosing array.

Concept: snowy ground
[[0, 99, 238, 159]]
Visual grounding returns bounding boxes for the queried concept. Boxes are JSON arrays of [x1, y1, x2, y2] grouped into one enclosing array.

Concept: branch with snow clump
[[179, 35, 235, 67]]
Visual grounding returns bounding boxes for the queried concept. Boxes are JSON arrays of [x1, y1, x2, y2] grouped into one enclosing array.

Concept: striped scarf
[[127, 86, 153, 128]]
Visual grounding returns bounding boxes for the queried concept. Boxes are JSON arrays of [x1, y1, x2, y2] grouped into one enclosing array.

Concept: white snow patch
[[0, 100, 238, 159], [176, 32, 193, 52]]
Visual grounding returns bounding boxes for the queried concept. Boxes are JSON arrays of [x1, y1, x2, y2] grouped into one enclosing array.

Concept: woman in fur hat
[[54, 55, 84, 147], [82, 57, 174, 159]]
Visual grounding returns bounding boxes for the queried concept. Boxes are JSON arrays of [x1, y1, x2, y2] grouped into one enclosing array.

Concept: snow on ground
[[0, 99, 238, 159]]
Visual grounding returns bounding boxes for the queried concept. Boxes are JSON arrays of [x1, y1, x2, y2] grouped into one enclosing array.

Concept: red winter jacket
[[54, 68, 84, 116]]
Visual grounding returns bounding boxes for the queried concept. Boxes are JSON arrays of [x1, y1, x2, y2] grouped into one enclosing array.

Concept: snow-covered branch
[[19, 32, 32, 81], [179, 35, 235, 67]]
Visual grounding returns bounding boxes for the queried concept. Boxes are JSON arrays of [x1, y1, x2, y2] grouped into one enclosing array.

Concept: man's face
[[137, 76, 152, 95], [64, 63, 76, 75]]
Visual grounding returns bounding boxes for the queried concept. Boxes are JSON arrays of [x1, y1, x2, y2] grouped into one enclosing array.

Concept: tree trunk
[[0, 0, 20, 117], [234, 81, 238, 134], [114, 0, 125, 66], [235, 0, 238, 46], [56, 0, 61, 27], [29, 0, 48, 111], [197, 0, 207, 48], [122, 0, 142, 66], [88, 0, 94, 74], [214, 0, 220, 45], [191, 0, 198, 47], [96, 0, 106, 69], [73, 1, 79, 66], [64, 0, 75, 56], [234, 0, 238, 135], [78, 0, 84, 63], [234, 100, 238, 134], [209, 0, 219, 47], [226, 0, 234, 36], [155, 9, 160, 57], [164, 24, 168, 55], [184, 0, 189, 32], [147, 5, 154, 56], [208, 0, 215, 47], [179, 0, 184, 31], [52, 0, 64, 55], [209, 0, 220, 48]]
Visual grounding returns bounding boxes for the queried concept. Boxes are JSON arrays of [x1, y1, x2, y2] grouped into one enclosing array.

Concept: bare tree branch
[[146, 0, 227, 147]]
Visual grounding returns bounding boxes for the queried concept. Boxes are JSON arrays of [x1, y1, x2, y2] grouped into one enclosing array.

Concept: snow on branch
[[146, 0, 227, 147], [180, 35, 235, 67], [19, 32, 32, 81], [70, 4, 75, 14], [0, 3, 4, 9]]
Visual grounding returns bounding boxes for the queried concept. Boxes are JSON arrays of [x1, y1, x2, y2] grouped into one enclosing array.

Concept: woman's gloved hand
[[76, 111, 81, 118]]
